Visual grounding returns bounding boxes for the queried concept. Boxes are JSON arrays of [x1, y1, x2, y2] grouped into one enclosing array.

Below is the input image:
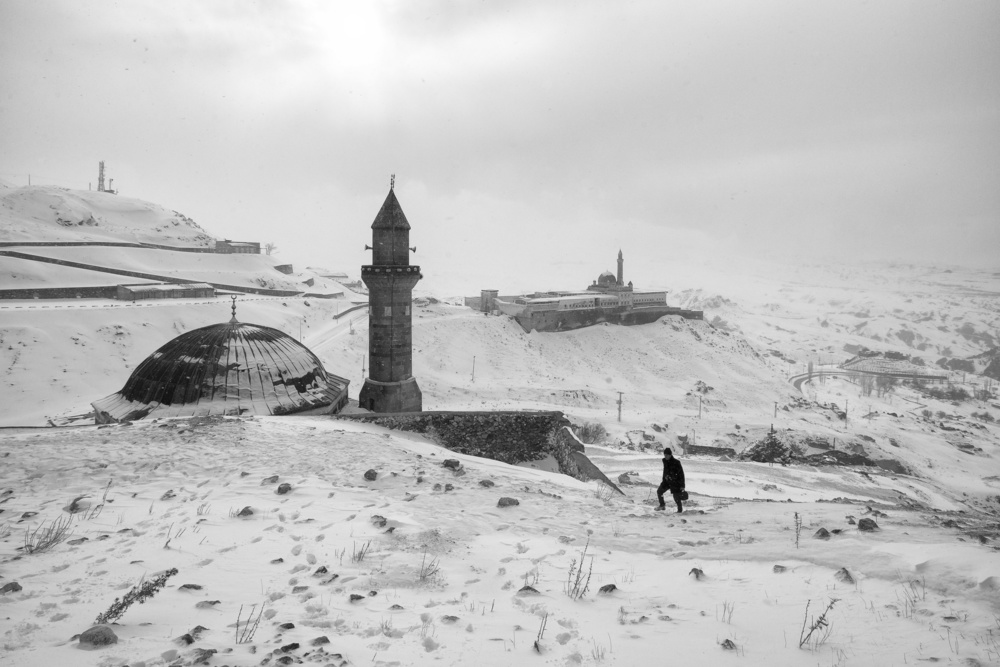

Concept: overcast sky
[[2, 1, 998, 294]]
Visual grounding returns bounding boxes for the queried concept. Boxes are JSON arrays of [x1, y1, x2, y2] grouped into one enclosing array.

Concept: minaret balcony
[[361, 265, 421, 273]]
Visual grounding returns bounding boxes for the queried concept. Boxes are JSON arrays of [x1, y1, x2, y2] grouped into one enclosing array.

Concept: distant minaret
[[358, 177, 423, 413], [617, 249, 624, 286]]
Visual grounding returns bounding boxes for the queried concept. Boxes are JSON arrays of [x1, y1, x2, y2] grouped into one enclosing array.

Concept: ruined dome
[[597, 271, 617, 286], [92, 321, 349, 423]]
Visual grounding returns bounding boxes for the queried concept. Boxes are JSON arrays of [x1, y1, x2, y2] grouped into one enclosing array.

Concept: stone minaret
[[358, 180, 423, 413], [616, 249, 624, 286]]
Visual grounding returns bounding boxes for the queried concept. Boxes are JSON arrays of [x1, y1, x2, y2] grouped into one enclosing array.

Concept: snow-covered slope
[[0, 185, 214, 247]]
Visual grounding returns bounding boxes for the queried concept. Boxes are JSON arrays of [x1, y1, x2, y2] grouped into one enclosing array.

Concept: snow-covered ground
[[1, 183, 999, 666], [2, 417, 999, 667]]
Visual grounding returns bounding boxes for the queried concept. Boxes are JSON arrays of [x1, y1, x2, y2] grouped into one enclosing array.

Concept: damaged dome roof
[[92, 320, 349, 423]]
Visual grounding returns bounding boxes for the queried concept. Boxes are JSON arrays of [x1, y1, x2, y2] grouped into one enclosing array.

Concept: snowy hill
[[0, 184, 358, 296], [0, 184, 214, 247]]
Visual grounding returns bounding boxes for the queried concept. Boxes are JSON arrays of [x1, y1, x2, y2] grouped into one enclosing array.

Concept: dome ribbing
[[92, 321, 349, 423]]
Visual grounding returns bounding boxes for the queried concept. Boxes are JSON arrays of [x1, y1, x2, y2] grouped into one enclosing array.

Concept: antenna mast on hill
[[97, 161, 106, 192]]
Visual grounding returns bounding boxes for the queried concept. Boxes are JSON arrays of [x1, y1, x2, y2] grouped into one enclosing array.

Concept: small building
[[116, 283, 215, 301], [215, 240, 261, 254]]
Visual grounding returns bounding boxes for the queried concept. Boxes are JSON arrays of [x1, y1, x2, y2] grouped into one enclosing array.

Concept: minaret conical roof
[[371, 188, 410, 230]]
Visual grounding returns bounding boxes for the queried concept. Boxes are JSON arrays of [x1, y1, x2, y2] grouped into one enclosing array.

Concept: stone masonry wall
[[331, 410, 621, 491]]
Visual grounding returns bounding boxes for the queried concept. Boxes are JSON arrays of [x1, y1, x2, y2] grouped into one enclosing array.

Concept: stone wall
[[515, 305, 704, 333], [331, 410, 621, 492]]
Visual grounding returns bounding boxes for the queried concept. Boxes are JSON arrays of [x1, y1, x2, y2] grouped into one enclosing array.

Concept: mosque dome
[[92, 320, 349, 423], [597, 271, 617, 286]]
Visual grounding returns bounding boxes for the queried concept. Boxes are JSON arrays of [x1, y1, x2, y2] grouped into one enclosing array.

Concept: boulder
[[442, 459, 461, 470], [497, 497, 520, 508], [772, 565, 787, 574], [79, 625, 118, 647], [364, 469, 378, 481], [598, 584, 617, 594], [261, 475, 279, 485], [0, 581, 22, 594], [834, 568, 855, 584], [478, 480, 495, 488], [857, 518, 879, 532], [814, 528, 831, 540], [276, 483, 292, 495]]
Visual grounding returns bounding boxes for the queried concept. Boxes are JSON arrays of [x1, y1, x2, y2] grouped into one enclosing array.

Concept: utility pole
[[698, 396, 702, 419], [617, 391, 624, 422], [774, 401, 777, 418], [471, 356, 476, 383]]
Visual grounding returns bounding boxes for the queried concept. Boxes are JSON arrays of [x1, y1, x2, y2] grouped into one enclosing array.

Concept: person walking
[[656, 447, 685, 513]]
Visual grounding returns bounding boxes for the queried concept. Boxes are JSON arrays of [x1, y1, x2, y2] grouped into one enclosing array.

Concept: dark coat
[[662, 456, 685, 491]]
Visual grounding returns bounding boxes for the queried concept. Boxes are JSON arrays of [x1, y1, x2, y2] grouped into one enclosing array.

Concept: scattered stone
[[444, 484, 454, 492], [497, 497, 519, 508], [280, 642, 300, 652], [271, 558, 284, 564], [389, 604, 404, 610], [176, 633, 195, 646], [79, 625, 118, 647], [517, 586, 539, 595], [368, 590, 378, 596], [261, 475, 279, 485], [179, 584, 203, 591], [275, 657, 294, 666], [858, 518, 879, 532], [479, 480, 495, 488], [190, 648, 217, 665], [814, 528, 831, 540], [442, 459, 461, 470], [314, 566, 328, 576], [349, 594, 364, 602], [195, 600, 221, 609], [371, 515, 387, 528], [278, 622, 295, 630], [441, 615, 459, 623], [846, 516, 857, 525], [292, 586, 309, 594], [433, 483, 443, 491], [311, 636, 330, 646], [160, 489, 176, 501], [364, 469, 378, 481], [834, 568, 855, 584], [276, 483, 292, 495], [720, 639, 737, 650], [189, 625, 208, 639], [942, 519, 961, 529], [67, 537, 89, 545], [237, 506, 253, 517], [772, 565, 787, 574], [689, 568, 705, 580], [830, 529, 843, 535], [598, 584, 617, 594], [1, 581, 23, 594], [240, 471, 250, 477]]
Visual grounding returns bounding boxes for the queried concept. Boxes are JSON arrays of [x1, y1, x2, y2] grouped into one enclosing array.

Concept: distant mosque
[[473, 249, 702, 333], [587, 250, 633, 293], [92, 298, 350, 423]]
